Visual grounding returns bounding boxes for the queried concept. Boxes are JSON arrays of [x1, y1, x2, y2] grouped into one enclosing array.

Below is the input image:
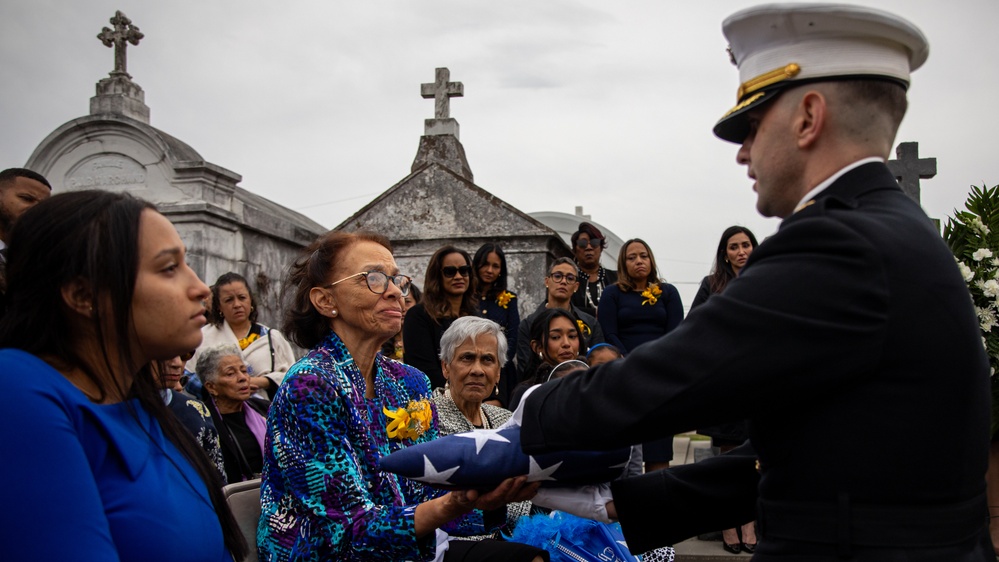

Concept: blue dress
[[597, 283, 684, 464], [597, 283, 683, 353], [0, 349, 231, 562]]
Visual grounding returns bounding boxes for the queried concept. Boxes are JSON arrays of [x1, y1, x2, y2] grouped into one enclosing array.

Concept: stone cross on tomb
[[97, 11, 144, 79], [886, 142, 937, 204], [421, 67, 464, 120]]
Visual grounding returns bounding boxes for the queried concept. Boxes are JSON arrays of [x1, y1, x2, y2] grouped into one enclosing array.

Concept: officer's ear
[[795, 89, 827, 149]]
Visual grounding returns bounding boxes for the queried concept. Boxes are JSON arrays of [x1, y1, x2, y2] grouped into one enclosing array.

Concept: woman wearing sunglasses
[[570, 222, 618, 317], [404, 245, 478, 390]]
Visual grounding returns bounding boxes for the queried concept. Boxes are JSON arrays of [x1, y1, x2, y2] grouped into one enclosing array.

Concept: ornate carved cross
[[421, 68, 464, 119], [97, 11, 144, 78], [887, 142, 937, 203]]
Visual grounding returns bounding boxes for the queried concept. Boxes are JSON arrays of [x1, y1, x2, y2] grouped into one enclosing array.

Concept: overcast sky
[[3, 0, 997, 306]]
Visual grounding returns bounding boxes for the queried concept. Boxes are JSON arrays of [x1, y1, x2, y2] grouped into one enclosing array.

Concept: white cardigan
[[187, 322, 296, 400]]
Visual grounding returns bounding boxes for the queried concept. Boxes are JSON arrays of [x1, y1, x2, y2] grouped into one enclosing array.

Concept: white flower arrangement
[[944, 184, 999, 434]]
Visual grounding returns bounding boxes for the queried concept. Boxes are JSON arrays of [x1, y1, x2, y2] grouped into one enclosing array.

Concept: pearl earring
[[331, 309, 338, 317]]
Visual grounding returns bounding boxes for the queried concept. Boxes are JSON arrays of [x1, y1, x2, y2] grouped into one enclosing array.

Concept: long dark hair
[[210, 271, 259, 329], [519, 308, 583, 383], [472, 242, 509, 300], [284, 230, 393, 349], [707, 226, 759, 294], [524, 308, 586, 375], [421, 245, 477, 323], [0, 190, 247, 559], [615, 238, 662, 293]]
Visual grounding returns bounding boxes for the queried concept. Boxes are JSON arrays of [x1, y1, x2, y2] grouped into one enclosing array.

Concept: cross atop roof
[[421, 67, 463, 120], [887, 142, 937, 203], [97, 11, 144, 79]]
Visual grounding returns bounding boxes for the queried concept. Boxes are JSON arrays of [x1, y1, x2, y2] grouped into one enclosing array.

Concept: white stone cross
[[97, 11, 144, 79], [421, 68, 464, 120]]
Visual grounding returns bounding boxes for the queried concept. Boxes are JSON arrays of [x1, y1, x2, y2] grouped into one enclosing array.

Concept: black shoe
[[723, 542, 742, 554], [742, 542, 757, 554]]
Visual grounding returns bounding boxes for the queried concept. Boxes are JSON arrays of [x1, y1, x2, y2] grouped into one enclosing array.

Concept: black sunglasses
[[442, 265, 472, 278], [576, 238, 602, 249]]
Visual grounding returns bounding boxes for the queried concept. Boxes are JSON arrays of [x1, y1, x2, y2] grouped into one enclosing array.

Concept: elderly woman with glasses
[[258, 231, 541, 562], [404, 245, 478, 390], [197, 344, 269, 484]]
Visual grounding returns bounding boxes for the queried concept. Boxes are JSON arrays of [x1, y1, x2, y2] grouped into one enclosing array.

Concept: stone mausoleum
[[337, 68, 573, 315], [22, 11, 326, 327]]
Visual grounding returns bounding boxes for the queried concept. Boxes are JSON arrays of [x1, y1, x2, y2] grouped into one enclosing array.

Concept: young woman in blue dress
[[0, 190, 246, 561]]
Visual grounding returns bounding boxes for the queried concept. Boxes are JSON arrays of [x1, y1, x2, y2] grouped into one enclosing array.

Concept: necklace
[[580, 266, 607, 310], [447, 387, 490, 429]]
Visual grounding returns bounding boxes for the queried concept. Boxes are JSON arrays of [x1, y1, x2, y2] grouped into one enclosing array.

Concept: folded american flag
[[378, 426, 631, 489]]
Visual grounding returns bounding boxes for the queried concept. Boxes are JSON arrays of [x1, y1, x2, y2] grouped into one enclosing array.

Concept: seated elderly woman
[[153, 356, 226, 482], [432, 316, 513, 431], [431, 316, 532, 538], [257, 231, 545, 562], [197, 344, 269, 484]]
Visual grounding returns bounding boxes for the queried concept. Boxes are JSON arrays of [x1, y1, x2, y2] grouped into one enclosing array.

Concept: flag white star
[[421, 455, 460, 485], [454, 429, 511, 454], [527, 456, 561, 482]]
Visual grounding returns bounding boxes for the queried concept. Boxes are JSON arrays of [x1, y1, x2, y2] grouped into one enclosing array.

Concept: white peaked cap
[[713, 3, 929, 143]]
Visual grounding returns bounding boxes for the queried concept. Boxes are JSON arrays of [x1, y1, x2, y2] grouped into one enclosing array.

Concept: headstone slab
[[66, 154, 148, 191]]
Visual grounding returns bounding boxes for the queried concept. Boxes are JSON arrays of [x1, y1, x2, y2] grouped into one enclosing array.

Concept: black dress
[[402, 302, 454, 390]]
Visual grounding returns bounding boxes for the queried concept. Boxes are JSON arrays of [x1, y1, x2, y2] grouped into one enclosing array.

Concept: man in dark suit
[[519, 4, 993, 560]]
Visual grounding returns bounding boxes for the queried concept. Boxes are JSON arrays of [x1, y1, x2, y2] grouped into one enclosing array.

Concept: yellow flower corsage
[[576, 319, 592, 337], [384, 399, 432, 440], [237, 332, 260, 350], [496, 291, 515, 309], [641, 283, 662, 306]]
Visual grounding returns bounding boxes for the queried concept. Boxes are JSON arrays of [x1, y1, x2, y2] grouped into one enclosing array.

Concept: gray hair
[[548, 257, 578, 276], [195, 343, 244, 385], [438, 316, 508, 368]]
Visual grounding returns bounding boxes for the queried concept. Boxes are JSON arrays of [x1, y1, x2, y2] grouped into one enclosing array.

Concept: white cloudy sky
[[2, 0, 997, 306]]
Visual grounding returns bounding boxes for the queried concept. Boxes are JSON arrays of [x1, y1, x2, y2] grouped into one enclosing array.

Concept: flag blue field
[[378, 426, 631, 490]]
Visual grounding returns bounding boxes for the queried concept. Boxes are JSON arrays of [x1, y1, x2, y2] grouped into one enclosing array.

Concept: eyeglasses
[[575, 238, 602, 249], [549, 272, 578, 284], [328, 271, 412, 296], [442, 265, 472, 278]]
